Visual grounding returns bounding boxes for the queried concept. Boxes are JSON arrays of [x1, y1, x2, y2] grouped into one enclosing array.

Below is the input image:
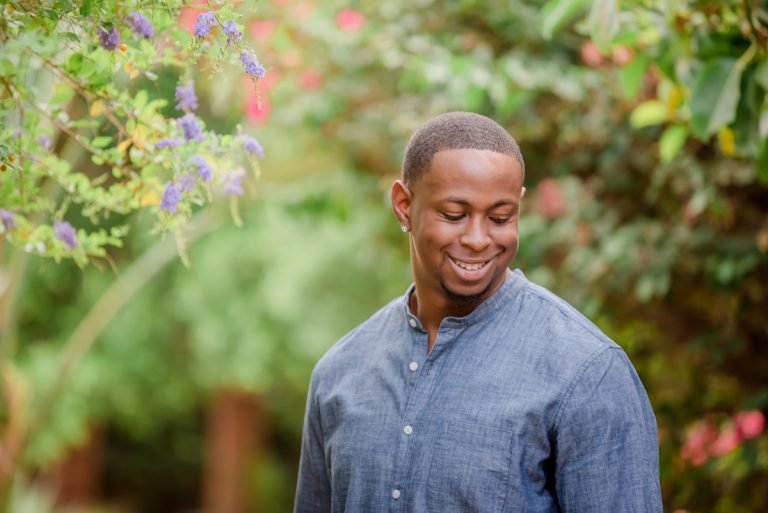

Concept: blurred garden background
[[1, 0, 767, 512]]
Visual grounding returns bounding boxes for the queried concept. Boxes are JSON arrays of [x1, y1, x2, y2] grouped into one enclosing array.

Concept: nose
[[459, 217, 491, 252]]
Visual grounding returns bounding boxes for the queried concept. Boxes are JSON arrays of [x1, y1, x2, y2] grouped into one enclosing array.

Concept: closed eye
[[441, 213, 464, 221], [490, 217, 511, 225]]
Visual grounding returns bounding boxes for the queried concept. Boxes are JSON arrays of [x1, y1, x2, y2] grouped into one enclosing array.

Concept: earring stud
[[401, 225, 408, 233]]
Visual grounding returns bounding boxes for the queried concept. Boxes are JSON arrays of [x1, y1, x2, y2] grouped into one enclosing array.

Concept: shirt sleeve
[[554, 347, 662, 513], [294, 374, 332, 513]]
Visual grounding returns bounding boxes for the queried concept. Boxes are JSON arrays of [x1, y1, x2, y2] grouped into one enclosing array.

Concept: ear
[[521, 186, 527, 198], [391, 179, 413, 229]]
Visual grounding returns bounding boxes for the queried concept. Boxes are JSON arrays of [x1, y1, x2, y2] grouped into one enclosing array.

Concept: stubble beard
[[440, 278, 496, 306]]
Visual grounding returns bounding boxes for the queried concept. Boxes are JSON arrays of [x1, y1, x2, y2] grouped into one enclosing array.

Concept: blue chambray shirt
[[294, 270, 662, 513]]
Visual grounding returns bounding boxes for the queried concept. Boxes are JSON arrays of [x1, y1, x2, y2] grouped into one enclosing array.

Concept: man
[[294, 112, 662, 512]]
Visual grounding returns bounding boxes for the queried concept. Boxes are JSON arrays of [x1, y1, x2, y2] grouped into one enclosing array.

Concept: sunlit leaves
[[690, 58, 744, 138], [541, 0, 590, 40]]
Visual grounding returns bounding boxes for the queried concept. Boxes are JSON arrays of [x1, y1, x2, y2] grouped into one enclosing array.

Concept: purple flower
[[11, 128, 23, 138], [126, 11, 154, 39], [177, 113, 203, 142], [54, 220, 78, 248], [98, 27, 120, 50], [160, 183, 182, 213], [175, 81, 198, 111], [155, 137, 181, 149], [241, 135, 264, 157], [37, 135, 53, 151], [240, 50, 265, 78], [0, 209, 15, 231], [222, 20, 241, 44], [194, 12, 218, 38], [190, 156, 212, 181], [179, 174, 196, 192], [222, 170, 245, 196]]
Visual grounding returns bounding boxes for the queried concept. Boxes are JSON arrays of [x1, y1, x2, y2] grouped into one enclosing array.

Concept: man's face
[[393, 148, 525, 308]]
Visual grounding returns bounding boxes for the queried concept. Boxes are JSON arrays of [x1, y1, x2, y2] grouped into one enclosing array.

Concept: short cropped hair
[[401, 112, 525, 185]]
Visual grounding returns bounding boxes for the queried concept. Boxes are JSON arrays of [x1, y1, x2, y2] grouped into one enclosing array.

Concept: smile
[[450, 256, 490, 271]]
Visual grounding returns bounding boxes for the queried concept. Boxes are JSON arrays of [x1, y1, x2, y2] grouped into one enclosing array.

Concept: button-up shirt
[[294, 270, 662, 513]]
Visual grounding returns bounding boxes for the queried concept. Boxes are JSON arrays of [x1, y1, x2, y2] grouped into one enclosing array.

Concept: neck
[[410, 269, 510, 351]]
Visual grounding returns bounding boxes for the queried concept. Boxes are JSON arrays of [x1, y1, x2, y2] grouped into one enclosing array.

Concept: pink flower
[[734, 410, 765, 439], [249, 20, 275, 41], [710, 424, 741, 457], [534, 179, 567, 219], [335, 8, 365, 32], [680, 420, 718, 466], [299, 70, 323, 91]]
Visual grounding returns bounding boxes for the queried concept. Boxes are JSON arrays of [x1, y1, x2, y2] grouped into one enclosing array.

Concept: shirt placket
[[388, 315, 448, 513]]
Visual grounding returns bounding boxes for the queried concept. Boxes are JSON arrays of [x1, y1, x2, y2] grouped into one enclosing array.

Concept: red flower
[[336, 9, 365, 32]]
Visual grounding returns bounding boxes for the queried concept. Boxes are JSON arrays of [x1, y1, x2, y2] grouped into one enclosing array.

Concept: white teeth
[[452, 258, 487, 271]]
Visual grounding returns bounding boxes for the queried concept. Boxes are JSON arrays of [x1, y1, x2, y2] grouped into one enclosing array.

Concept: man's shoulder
[[516, 276, 620, 355]]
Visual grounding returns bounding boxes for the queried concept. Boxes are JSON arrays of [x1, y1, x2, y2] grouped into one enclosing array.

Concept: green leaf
[[91, 136, 113, 149], [541, 0, 590, 40], [588, 0, 619, 51], [630, 100, 667, 128], [690, 47, 755, 138], [79, 0, 92, 16], [134, 90, 149, 112], [659, 125, 688, 162], [620, 54, 650, 99]]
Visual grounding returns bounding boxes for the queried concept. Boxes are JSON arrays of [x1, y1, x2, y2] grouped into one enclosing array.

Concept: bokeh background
[[1, 0, 767, 512]]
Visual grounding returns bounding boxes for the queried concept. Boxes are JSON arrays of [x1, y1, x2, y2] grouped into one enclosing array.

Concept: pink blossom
[[710, 424, 741, 457], [734, 410, 765, 439], [299, 70, 323, 91], [336, 8, 365, 32], [249, 21, 275, 41], [534, 179, 567, 219], [680, 420, 718, 466]]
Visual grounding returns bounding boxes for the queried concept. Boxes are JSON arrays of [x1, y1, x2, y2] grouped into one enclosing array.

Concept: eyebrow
[[440, 197, 519, 209]]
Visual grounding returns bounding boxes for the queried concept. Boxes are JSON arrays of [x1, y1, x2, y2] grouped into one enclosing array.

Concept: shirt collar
[[402, 269, 526, 331]]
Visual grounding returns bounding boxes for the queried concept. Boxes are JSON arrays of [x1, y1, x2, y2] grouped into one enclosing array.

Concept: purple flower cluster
[[190, 156, 212, 181], [0, 209, 15, 231], [241, 135, 264, 157], [179, 174, 196, 192], [222, 21, 241, 45], [155, 137, 181, 149], [175, 81, 198, 111], [194, 12, 218, 38], [54, 220, 78, 248], [160, 183, 182, 213], [98, 27, 120, 50], [240, 50, 266, 78], [222, 170, 245, 196], [177, 113, 203, 142], [126, 11, 155, 39]]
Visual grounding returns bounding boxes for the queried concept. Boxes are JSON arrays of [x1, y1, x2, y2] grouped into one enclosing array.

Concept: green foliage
[[0, 0, 266, 265]]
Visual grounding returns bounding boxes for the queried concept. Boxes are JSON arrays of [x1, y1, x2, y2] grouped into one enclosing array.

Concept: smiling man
[[294, 112, 662, 513]]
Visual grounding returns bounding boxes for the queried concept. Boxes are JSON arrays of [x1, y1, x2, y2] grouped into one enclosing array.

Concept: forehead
[[413, 148, 524, 206]]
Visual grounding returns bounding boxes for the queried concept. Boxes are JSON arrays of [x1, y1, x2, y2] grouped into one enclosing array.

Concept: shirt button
[[392, 489, 401, 500], [408, 318, 417, 328], [409, 361, 418, 372], [403, 425, 413, 435]]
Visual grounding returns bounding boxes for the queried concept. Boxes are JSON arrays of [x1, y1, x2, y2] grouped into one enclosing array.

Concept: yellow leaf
[[666, 85, 684, 111], [140, 191, 160, 206], [132, 125, 147, 151], [718, 126, 736, 156], [89, 100, 105, 117], [116, 139, 132, 154]]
